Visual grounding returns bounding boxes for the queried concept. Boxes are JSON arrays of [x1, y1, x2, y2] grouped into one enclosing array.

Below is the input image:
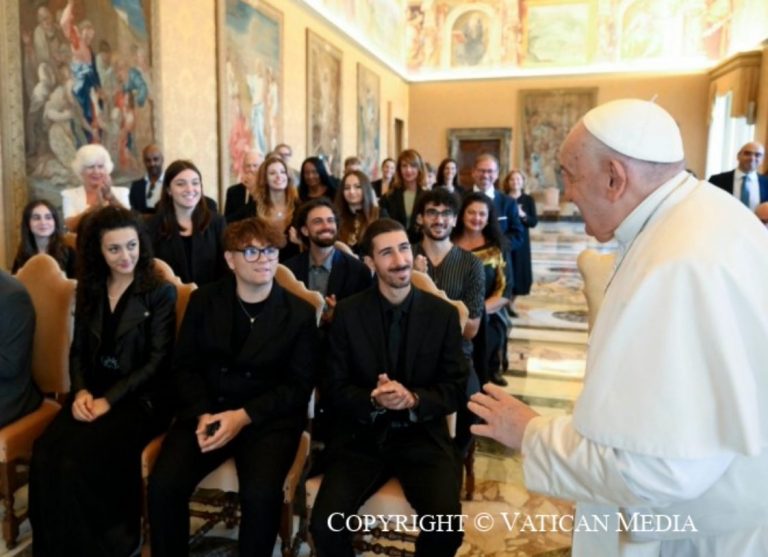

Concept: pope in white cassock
[[469, 99, 768, 556]]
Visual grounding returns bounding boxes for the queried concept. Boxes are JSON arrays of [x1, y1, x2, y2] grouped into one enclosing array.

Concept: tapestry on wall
[[306, 29, 342, 177], [218, 0, 282, 188], [19, 0, 156, 194], [519, 88, 596, 193], [356, 63, 380, 181]]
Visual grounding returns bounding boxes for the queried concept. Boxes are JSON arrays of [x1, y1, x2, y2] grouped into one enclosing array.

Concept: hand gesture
[[72, 389, 95, 421], [321, 294, 337, 324], [371, 373, 417, 411], [196, 409, 251, 453], [413, 254, 428, 273], [468, 383, 539, 449]]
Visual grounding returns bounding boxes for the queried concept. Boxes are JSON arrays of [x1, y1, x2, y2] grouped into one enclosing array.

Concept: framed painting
[[523, 0, 596, 66], [519, 88, 596, 192], [356, 63, 380, 180], [17, 0, 157, 189], [447, 128, 512, 188], [307, 29, 342, 177], [217, 0, 282, 188]]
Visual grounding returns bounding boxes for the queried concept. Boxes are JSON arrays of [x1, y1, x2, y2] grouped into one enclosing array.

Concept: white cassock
[[522, 171, 768, 556]]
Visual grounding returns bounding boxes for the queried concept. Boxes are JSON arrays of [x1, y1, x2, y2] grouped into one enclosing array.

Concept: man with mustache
[[284, 198, 371, 323], [310, 218, 468, 557]]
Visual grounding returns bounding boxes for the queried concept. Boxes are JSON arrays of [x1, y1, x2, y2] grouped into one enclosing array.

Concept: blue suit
[[708, 170, 768, 204]]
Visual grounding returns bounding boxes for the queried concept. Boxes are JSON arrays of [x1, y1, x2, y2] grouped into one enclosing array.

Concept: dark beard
[[312, 235, 336, 248]]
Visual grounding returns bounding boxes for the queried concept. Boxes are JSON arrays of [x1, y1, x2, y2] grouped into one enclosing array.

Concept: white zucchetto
[[582, 99, 685, 163]]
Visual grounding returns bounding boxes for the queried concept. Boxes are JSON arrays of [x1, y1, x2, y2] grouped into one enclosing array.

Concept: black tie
[[387, 308, 403, 377]]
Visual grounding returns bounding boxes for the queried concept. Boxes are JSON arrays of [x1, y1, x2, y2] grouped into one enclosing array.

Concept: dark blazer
[[174, 276, 317, 432], [283, 249, 372, 301], [510, 193, 538, 295], [147, 214, 226, 285], [708, 170, 768, 203], [69, 281, 176, 411], [326, 287, 468, 453], [379, 188, 427, 242], [224, 183, 249, 219], [0, 272, 42, 428]]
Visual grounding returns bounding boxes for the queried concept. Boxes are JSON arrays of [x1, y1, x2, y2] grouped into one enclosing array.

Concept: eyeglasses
[[236, 246, 279, 262], [424, 208, 454, 219]]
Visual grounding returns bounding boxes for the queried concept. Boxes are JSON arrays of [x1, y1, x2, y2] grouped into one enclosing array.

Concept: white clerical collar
[[472, 184, 495, 200], [613, 170, 690, 254]]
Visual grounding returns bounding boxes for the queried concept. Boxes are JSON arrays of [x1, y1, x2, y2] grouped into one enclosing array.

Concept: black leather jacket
[[69, 281, 176, 413]]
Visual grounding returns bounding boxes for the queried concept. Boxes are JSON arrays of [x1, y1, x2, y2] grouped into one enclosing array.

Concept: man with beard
[[284, 198, 371, 323], [310, 218, 467, 557], [129, 144, 165, 214]]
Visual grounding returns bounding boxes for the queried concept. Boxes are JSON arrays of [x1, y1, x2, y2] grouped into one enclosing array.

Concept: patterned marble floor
[[1, 221, 603, 557]]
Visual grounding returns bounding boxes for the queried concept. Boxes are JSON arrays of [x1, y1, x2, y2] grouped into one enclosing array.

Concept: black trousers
[[29, 399, 165, 557], [310, 426, 463, 557], [147, 418, 300, 557]]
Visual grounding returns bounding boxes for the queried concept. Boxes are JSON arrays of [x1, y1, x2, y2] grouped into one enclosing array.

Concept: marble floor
[[1, 221, 607, 557]]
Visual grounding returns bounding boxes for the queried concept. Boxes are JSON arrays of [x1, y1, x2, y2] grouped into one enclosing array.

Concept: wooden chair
[[303, 271, 470, 556], [576, 249, 616, 331], [1, 255, 75, 548], [62, 232, 77, 250]]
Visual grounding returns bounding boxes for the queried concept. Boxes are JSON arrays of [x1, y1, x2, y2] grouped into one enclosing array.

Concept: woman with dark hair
[[147, 159, 226, 285], [335, 170, 385, 253], [501, 169, 538, 308], [435, 157, 465, 200], [12, 199, 76, 276], [379, 149, 428, 242], [298, 156, 337, 202], [30, 206, 176, 557], [371, 157, 395, 198], [453, 192, 513, 386]]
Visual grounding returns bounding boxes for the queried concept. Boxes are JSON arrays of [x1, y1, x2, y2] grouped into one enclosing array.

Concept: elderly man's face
[[737, 142, 764, 174], [472, 158, 498, 191], [559, 125, 616, 242]]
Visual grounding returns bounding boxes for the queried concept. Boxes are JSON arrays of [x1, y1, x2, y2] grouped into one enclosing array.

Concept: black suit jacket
[[224, 183, 248, 219], [283, 249, 372, 301], [379, 188, 427, 242], [708, 170, 768, 203], [174, 276, 318, 433], [326, 287, 468, 453], [147, 215, 226, 285], [70, 281, 176, 411], [0, 272, 42, 428]]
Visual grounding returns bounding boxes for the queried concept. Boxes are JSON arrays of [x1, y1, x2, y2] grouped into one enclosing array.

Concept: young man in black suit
[[310, 218, 467, 557], [708, 141, 767, 210], [284, 198, 372, 323], [148, 218, 318, 557]]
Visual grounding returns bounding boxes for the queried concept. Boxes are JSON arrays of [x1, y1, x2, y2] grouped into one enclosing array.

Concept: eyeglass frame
[[423, 208, 456, 219], [234, 245, 280, 262]]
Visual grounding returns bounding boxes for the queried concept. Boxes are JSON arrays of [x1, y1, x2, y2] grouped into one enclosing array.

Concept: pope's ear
[[606, 159, 628, 201]]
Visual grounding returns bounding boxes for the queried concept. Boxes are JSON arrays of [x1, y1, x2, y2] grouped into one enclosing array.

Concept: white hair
[[71, 144, 114, 176]]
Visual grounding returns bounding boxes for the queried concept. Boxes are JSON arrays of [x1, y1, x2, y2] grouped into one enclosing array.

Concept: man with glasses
[[285, 199, 371, 323], [148, 218, 318, 556], [708, 142, 767, 210]]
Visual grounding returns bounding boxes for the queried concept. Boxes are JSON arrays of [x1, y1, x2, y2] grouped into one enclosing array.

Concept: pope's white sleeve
[[522, 415, 733, 507]]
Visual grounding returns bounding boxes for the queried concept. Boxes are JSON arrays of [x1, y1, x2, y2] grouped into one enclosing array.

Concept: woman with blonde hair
[[500, 169, 538, 308], [379, 148, 428, 242], [335, 170, 384, 253]]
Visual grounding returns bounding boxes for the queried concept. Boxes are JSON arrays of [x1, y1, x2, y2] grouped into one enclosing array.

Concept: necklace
[[236, 296, 256, 325]]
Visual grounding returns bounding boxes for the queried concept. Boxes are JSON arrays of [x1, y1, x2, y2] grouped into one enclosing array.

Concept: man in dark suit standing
[[284, 198, 372, 323], [310, 218, 467, 557], [148, 218, 317, 556], [129, 144, 164, 215], [468, 153, 524, 252], [708, 141, 767, 210], [224, 149, 262, 219], [0, 271, 42, 428]]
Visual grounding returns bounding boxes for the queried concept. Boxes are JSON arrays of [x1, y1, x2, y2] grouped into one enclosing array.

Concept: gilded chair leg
[[0, 462, 19, 550]]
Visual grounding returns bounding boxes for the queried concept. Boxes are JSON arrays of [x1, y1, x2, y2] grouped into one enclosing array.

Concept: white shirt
[[142, 173, 164, 209], [61, 185, 131, 219], [522, 172, 768, 556], [472, 184, 495, 200]]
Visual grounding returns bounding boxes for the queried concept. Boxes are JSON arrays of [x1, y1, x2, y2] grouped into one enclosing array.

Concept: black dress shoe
[[490, 371, 508, 386]]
